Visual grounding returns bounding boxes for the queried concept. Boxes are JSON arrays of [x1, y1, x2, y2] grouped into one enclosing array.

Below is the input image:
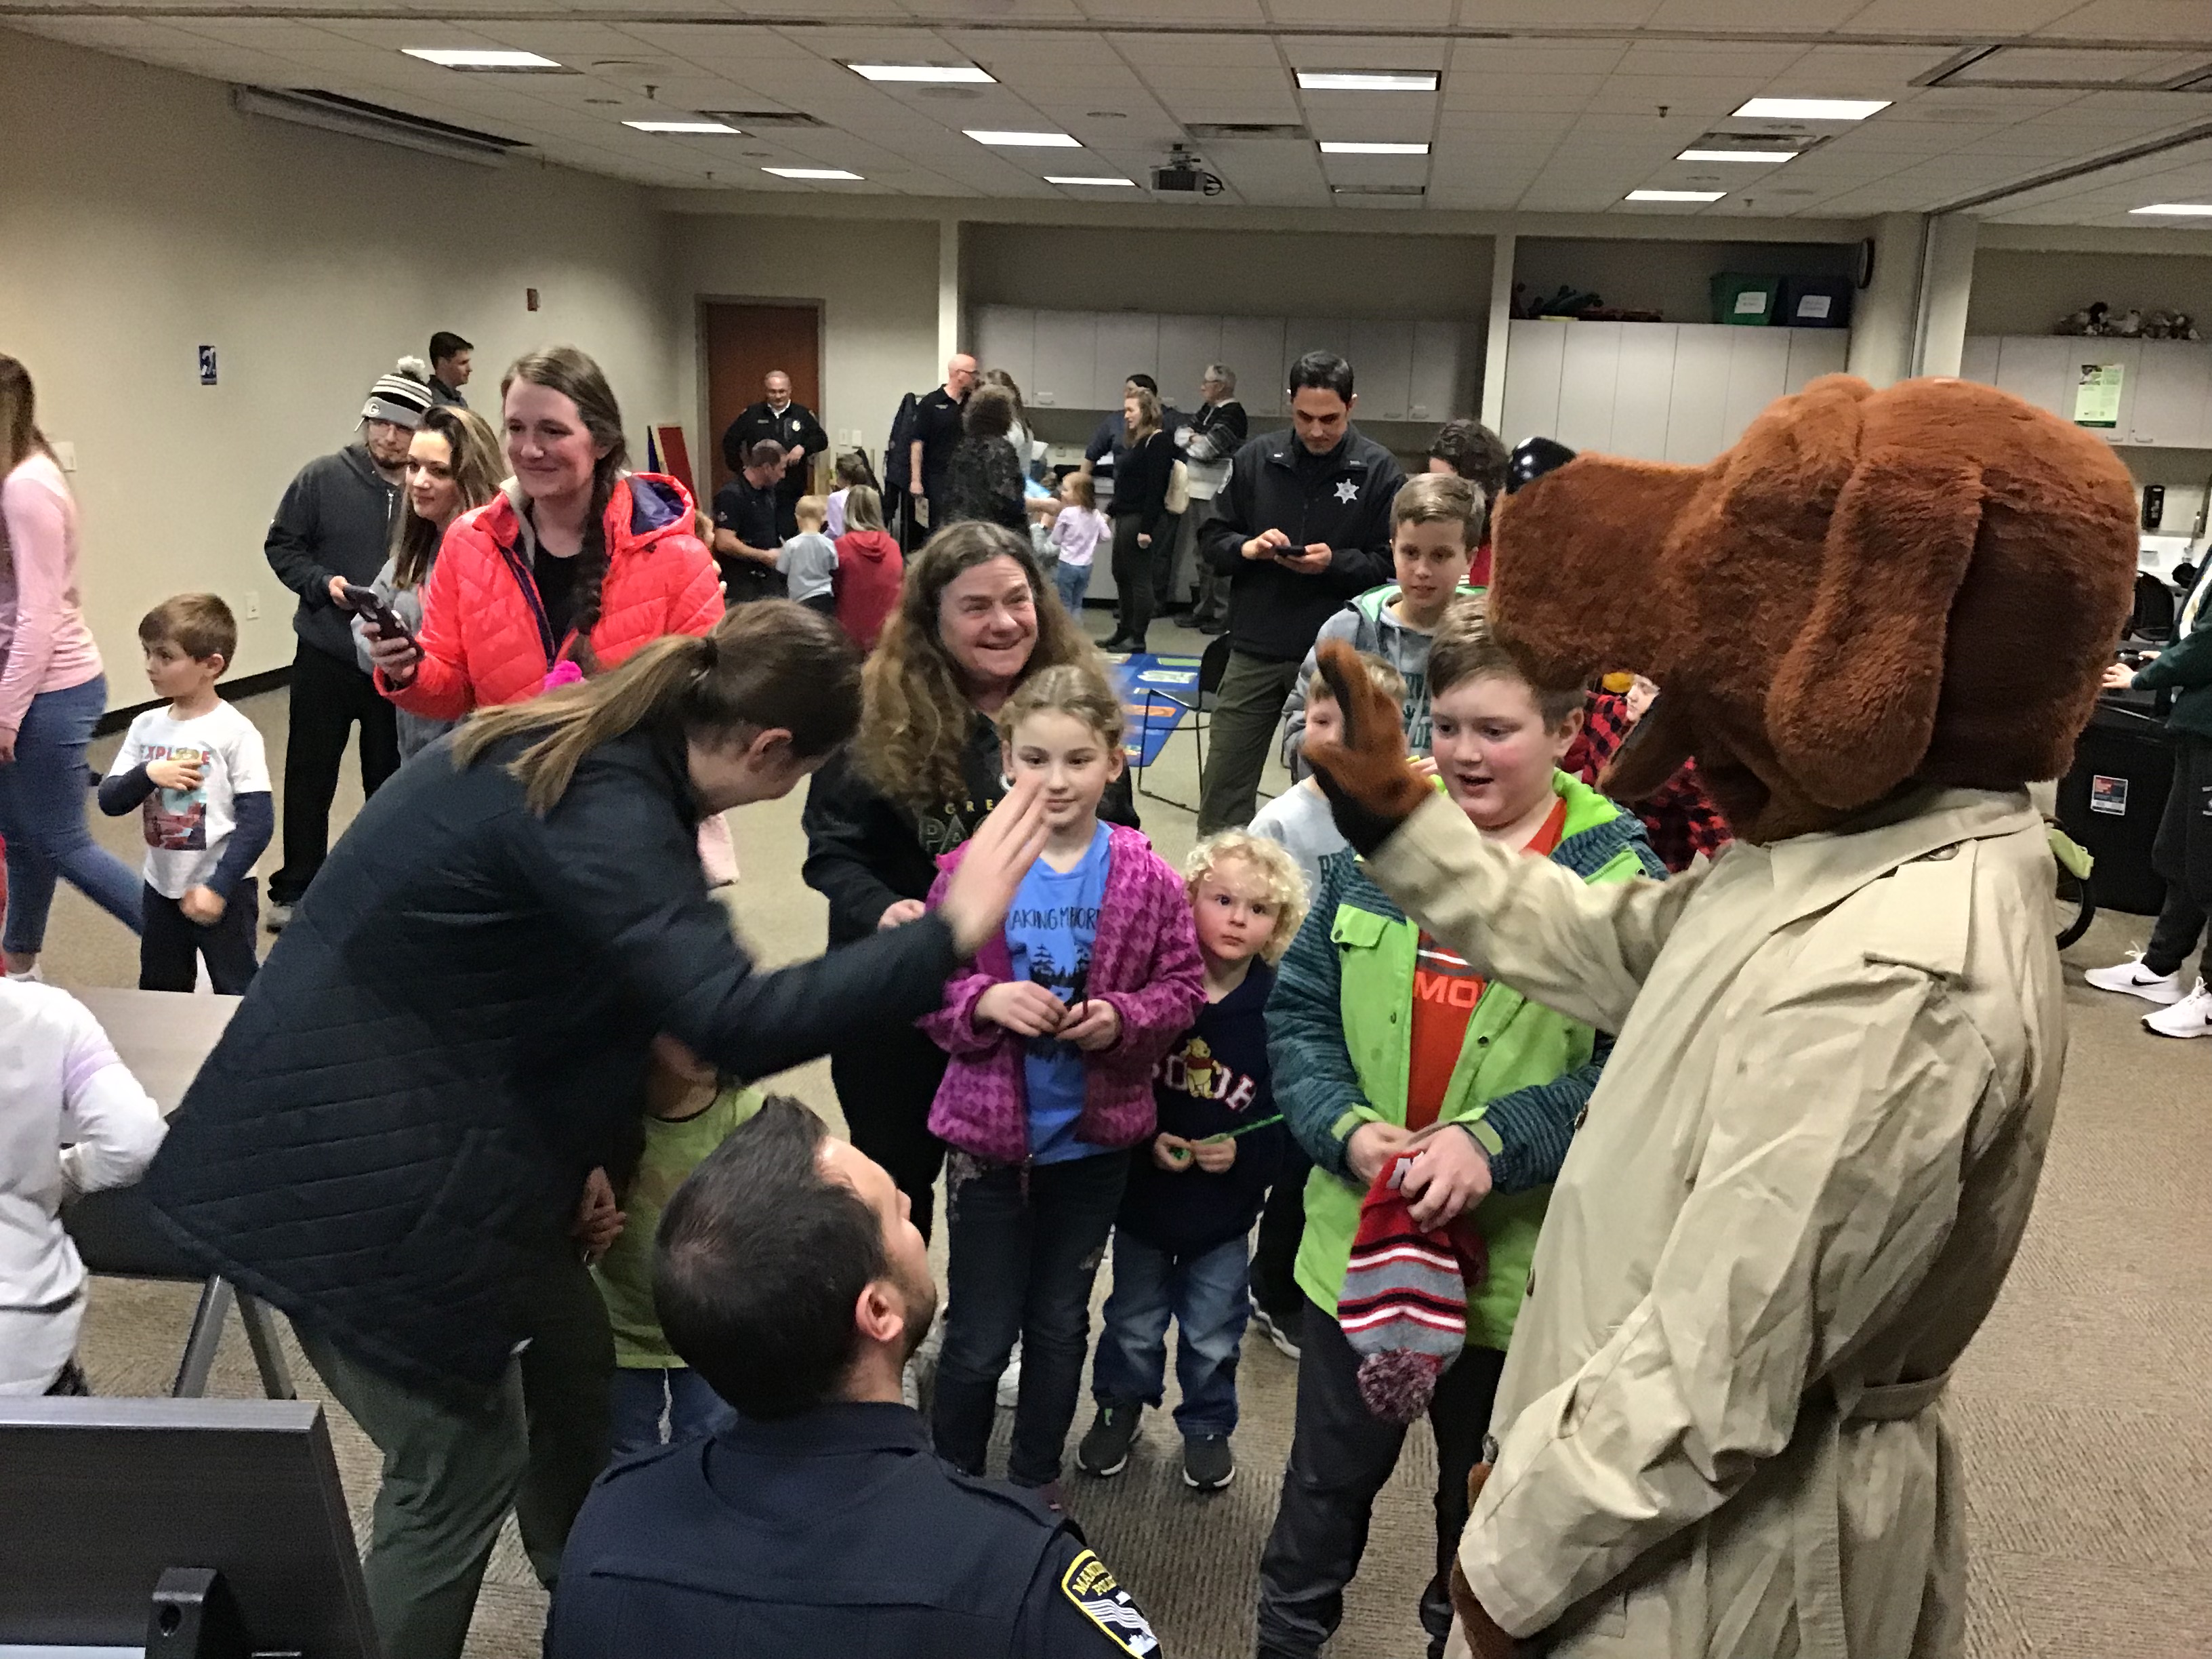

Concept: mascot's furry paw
[[1303, 640, 1432, 855], [1450, 1464, 1519, 1659]]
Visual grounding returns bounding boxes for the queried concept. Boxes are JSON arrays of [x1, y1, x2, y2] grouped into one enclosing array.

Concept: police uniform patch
[[1061, 1549, 1160, 1654]]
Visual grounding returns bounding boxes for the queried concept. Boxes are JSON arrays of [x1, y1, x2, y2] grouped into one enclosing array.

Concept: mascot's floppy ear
[[1767, 449, 1986, 813]]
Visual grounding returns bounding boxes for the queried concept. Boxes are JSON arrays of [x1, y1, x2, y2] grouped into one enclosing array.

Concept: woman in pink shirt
[[0, 358, 142, 977]]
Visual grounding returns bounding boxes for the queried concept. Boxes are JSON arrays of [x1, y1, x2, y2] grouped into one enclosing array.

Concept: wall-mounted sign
[[197, 345, 218, 387], [2073, 361, 2123, 430]]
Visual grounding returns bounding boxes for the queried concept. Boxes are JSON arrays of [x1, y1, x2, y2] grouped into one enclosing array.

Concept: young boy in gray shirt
[[777, 494, 839, 616], [1248, 653, 1408, 896]]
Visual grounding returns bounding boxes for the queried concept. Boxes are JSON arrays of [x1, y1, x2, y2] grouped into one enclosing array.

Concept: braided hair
[[501, 346, 630, 672]]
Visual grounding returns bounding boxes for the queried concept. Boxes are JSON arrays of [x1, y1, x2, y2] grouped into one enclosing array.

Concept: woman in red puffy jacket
[[365, 346, 721, 720]]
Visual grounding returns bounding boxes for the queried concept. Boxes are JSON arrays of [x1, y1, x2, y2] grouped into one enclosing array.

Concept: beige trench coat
[[1362, 786, 2062, 1658]]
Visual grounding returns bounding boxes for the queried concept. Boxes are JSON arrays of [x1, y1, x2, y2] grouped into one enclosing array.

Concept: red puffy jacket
[[382, 474, 722, 720]]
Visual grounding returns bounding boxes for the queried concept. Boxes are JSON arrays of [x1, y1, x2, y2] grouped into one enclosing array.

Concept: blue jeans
[[931, 1149, 1129, 1487], [0, 674, 143, 954], [607, 1366, 734, 1460], [1054, 559, 1092, 615], [1092, 1230, 1252, 1438]]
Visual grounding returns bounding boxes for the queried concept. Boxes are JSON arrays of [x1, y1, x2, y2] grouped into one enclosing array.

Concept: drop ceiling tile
[[2037, 0, 2212, 40], [1441, 73, 1603, 111], [1614, 39, 1808, 76], [1455, 0, 1661, 25], [1114, 32, 1281, 68], [1643, 0, 1864, 28], [1450, 41, 1628, 77], [1082, 0, 1272, 22], [1267, 0, 1453, 21], [1279, 37, 1450, 70]]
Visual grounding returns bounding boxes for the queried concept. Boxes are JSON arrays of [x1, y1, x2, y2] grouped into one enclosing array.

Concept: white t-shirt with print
[[105, 701, 270, 898]]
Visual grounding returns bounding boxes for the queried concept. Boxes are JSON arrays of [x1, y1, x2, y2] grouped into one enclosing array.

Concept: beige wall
[[1, 30, 682, 691], [668, 214, 944, 472], [1967, 247, 2212, 337], [963, 223, 1494, 324]]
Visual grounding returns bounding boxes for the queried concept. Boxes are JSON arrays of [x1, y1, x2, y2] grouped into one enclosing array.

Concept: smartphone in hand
[[340, 583, 413, 644]]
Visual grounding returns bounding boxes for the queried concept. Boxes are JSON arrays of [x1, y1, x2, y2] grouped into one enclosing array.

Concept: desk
[[63, 989, 294, 1401]]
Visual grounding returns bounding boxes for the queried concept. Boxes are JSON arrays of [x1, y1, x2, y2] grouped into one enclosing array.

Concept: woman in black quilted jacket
[[941, 383, 1028, 533], [138, 600, 1048, 1659]]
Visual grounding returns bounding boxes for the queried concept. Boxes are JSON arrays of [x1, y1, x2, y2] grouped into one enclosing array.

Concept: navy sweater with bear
[[1118, 961, 1284, 1256]]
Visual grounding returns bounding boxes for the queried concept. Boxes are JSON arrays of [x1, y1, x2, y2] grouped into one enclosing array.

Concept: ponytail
[[452, 600, 863, 815]]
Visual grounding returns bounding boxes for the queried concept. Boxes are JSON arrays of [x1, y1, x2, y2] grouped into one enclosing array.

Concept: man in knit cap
[[261, 356, 431, 927]]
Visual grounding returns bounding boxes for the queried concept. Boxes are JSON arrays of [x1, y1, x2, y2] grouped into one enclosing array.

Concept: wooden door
[[703, 302, 822, 497]]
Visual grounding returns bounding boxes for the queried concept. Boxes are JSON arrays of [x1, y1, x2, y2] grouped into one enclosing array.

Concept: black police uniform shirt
[[549, 1401, 1164, 1658], [912, 387, 967, 504], [722, 399, 827, 537], [712, 476, 785, 605]]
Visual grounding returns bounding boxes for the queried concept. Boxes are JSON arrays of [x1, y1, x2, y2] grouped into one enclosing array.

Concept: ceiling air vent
[[233, 87, 525, 165], [1187, 122, 1311, 142], [1685, 130, 1824, 154], [1332, 183, 1425, 197], [1923, 44, 2212, 91], [702, 110, 829, 129]]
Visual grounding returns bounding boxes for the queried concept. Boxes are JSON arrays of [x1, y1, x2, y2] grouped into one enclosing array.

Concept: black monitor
[[0, 1397, 377, 1658]]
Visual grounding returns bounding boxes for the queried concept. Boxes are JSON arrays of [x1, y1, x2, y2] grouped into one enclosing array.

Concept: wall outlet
[[50, 439, 77, 472], [244, 590, 261, 621]]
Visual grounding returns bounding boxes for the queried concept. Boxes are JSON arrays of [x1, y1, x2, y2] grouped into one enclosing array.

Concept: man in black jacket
[[1195, 351, 1404, 833], [261, 362, 426, 925], [720, 369, 827, 540]]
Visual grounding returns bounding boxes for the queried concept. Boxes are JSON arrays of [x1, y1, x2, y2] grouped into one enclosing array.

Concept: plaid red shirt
[[1565, 692, 1732, 874]]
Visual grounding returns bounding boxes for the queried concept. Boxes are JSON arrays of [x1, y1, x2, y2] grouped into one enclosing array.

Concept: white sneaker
[[2144, 980, 2212, 1038], [2085, 954, 2187, 1005], [996, 1351, 1022, 1408]]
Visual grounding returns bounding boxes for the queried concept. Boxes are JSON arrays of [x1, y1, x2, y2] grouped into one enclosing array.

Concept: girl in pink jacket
[[920, 662, 1204, 1498]]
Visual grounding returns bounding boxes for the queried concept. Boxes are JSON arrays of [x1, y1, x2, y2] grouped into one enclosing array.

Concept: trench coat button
[[1525, 1270, 1536, 1297], [1572, 1105, 1589, 1131]]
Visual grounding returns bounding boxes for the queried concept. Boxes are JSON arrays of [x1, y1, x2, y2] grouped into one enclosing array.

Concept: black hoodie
[[263, 442, 401, 665]]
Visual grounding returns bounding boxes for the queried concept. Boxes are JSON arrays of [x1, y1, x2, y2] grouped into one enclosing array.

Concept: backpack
[[885, 392, 921, 495]]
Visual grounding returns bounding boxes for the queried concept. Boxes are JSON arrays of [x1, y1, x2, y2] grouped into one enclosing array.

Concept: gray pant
[[1197, 651, 1303, 834], [294, 1252, 613, 1659]]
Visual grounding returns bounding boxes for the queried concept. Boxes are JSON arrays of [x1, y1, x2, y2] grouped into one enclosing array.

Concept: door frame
[[693, 295, 827, 498]]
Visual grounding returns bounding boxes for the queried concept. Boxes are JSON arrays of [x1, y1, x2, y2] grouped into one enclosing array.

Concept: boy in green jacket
[[1255, 597, 1662, 1659]]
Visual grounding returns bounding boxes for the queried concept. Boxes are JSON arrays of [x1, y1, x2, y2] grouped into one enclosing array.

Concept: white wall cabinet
[[1962, 334, 2212, 449], [1502, 319, 1853, 466], [1027, 309, 1096, 411], [972, 304, 1467, 422]]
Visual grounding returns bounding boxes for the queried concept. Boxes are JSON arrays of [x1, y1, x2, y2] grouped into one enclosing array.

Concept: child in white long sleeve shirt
[[0, 979, 165, 1393]]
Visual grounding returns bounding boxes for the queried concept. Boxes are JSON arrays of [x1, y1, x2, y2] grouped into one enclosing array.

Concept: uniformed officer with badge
[[550, 1096, 1165, 1658], [720, 369, 827, 541]]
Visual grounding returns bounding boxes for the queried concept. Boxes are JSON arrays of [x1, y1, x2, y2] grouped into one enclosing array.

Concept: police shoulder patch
[[1061, 1549, 1161, 1655]]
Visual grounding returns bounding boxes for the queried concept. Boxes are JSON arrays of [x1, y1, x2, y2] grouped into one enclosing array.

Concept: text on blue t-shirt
[[1003, 821, 1113, 1164]]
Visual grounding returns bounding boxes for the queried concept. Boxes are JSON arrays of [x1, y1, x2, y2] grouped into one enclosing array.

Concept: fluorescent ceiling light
[[1047, 174, 1137, 186], [966, 129, 1080, 147], [625, 119, 740, 134], [403, 47, 561, 69], [1732, 97, 1889, 121], [1677, 148, 1797, 163], [848, 62, 994, 84], [1626, 188, 1725, 202], [1297, 70, 1438, 92], [2133, 203, 2212, 216], [764, 166, 863, 180], [1318, 140, 1429, 155]]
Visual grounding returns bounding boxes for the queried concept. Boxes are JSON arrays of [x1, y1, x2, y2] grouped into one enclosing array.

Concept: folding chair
[[1133, 633, 1233, 814]]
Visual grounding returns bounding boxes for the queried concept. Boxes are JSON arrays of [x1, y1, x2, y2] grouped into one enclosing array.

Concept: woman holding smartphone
[[143, 600, 1050, 1659], [350, 404, 504, 760]]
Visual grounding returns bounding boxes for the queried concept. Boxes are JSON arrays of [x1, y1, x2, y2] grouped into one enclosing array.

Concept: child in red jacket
[[831, 485, 903, 652]]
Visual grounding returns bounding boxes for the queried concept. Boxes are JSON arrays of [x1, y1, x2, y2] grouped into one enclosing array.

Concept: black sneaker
[[1183, 1434, 1234, 1492], [1076, 1404, 1140, 1477], [1248, 1296, 1301, 1361]]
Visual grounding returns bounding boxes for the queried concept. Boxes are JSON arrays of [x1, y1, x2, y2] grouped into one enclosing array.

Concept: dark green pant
[[295, 1253, 612, 1659], [1197, 651, 1304, 835]]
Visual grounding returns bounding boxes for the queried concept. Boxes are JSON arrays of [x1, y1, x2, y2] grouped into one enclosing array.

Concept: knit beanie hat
[[1336, 1149, 1488, 1423], [363, 356, 434, 429]]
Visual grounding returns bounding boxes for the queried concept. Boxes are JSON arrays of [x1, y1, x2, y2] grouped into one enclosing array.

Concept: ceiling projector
[[1153, 147, 1224, 195]]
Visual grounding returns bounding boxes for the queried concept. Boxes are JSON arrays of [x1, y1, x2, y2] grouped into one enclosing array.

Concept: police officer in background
[[721, 369, 827, 540], [551, 1097, 1164, 1659]]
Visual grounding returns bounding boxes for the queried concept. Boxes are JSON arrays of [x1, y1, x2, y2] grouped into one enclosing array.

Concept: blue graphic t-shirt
[[1004, 821, 1113, 1164]]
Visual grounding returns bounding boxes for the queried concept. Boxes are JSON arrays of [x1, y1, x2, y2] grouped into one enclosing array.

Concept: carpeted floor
[[47, 613, 2212, 1658]]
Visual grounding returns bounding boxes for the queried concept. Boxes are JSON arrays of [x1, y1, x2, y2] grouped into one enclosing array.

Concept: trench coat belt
[[1795, 1368, 1952, 1659]]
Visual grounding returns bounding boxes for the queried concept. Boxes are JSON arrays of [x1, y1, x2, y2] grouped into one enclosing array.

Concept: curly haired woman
[[800, 521, 1137, 1234]]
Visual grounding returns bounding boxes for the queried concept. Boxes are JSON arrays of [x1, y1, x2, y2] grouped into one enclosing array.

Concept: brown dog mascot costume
[[1304, 373, 2136, 1658]]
